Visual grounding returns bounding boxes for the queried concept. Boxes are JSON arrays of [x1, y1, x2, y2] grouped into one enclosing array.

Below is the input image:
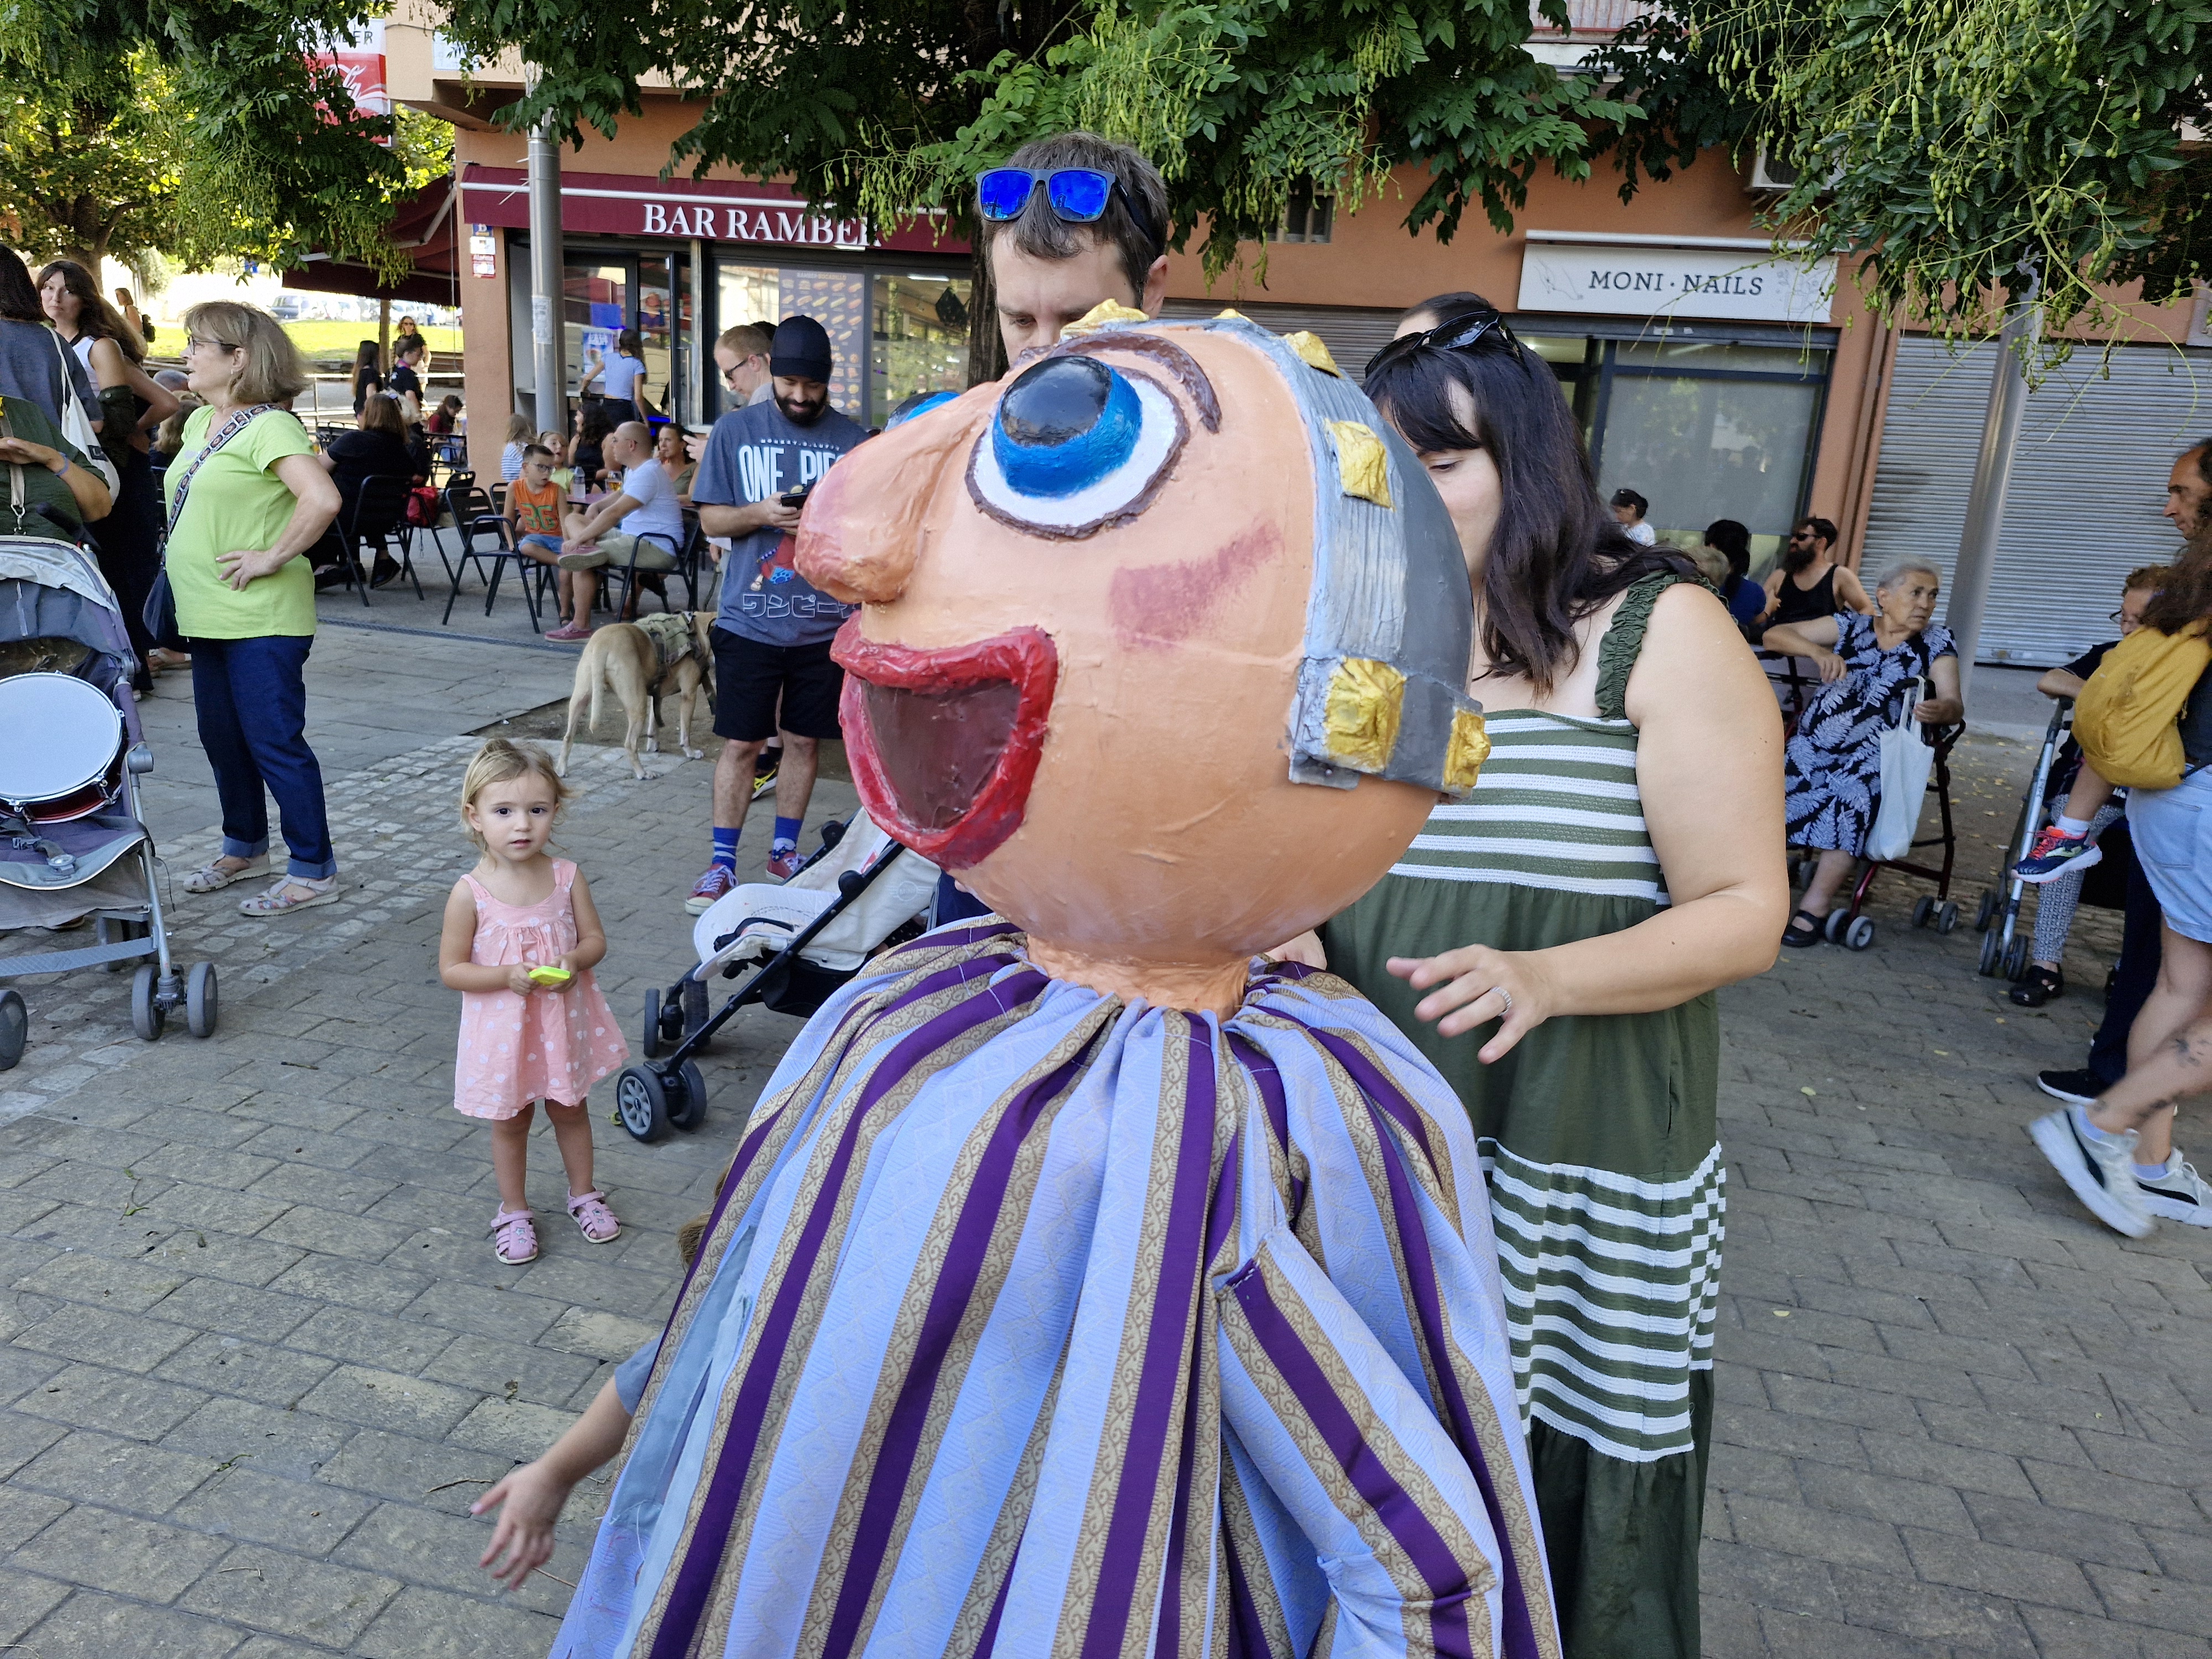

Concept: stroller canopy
[[0, 539, 142, 749]]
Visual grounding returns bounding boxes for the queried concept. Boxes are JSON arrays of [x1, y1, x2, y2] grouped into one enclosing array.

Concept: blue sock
[[2136, 1158, 2172, 1181], [2072, 1105, 2127, 1149], [772, 815, 801, 852], [712, 827, 740, 872]]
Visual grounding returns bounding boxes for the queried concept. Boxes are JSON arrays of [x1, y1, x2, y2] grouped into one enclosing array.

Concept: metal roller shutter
[[1860, 336, 2212, 666], [1160, 299, 1401, 378]]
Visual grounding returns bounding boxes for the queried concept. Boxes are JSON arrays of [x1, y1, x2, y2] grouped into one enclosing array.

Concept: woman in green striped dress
[[1301, 295, 1788, 1657]]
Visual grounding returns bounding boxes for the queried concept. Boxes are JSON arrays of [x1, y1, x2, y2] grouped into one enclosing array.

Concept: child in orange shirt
[[505, 444, 576, 626]]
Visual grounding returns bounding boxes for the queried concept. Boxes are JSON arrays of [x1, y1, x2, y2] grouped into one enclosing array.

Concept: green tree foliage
[[0, 0, 440, 280], [1589, 0, 2212, 354], [438, 0, 1635, 375]]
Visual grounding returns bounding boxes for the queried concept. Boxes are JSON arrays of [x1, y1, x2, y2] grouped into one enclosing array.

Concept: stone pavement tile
[[11, 1428, 220, 1516], [0, 1568, 72, 1642], [294, 1365, 480, 1439], [1915, 1400, 2092, 1467], [231, 1639, 345, 1659], [13, 1201, 179, 1259], [1700, 1592, 1765, 1658], [2143, 1525, 2212, 1586], [169, 1465, 375, 1556], [1962, 1488, 2156, 1572], [353, 1582, 564, 1659], [20, 1588, 249, 1658], [15, 1361, 209, 1439], [1699, 1538, 1839, 1621], [1717, 1402, 1870, 1469], [401, 1279, 568, 1346], [245, 1160, 398, 1215], [137, 1226, 305, 1290], [0, 1288, 55, 1348], [2085, 1565, 2212, 1641], [1757, 1609, 1954, 1658], [2019, 1604, 2212, 1659], [176, 1542, 401, 1647], [12, 1250, 187, 1313], [1901, 1526, 2105, 1613], [2022, 1457, 2208, 1530], [1822, 1343, 1989, 1409], [421, 1331, 597, 1410], [315, 1427, 512, 1517], [263, 1251, 429, 1314], [132, 1180, 297, 1239], [255, 1203, 416, 1264], [233, 1123, 380, 1175], [1794, 1462, 1977, 1536], [288, 1305, 458, 1375], [1827, 1563, 2038, 1655], [332, 1501, 571, 1619], [11, 1503, 231, 1602], [1860, 1427, 2038, 1501], [161, 1396, 354, 1483], [12, 1303, 195, 1373], [540, 1303, 662, 1362], [149, 1277, 321, 1343], [445, 1396, 576, 1463], [155, 1331, 338, 1408], [508, 1251, 682, 1319], [1724, 1493, 1911, 1574], [131, 1141, 284, 1193], [225, 1093, 368, 1137]]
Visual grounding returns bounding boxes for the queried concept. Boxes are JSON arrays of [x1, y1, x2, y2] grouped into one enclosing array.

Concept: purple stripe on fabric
[[1223, 1525, 1277, 1659], [648, 968, 1050, 1659], [1302, 1024, 1543, 1659], [1077, 1019, 1224, 1659], [1225, 1262, 1478, 1658], [975, 1537, 1020, 1659], [1226, 1033, 1303, 1219], [1305, 1027, 1437, 1169], [820, 1044, 1095, 1659]]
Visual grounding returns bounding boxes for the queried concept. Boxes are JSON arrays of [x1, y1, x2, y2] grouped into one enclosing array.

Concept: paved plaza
[[0, 596, 2206, 1656]]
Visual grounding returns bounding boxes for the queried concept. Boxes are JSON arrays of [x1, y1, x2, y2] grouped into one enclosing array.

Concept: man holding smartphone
[[686, 315, 867, 905]]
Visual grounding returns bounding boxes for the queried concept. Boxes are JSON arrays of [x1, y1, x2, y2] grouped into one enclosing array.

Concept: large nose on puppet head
[[795, 391, 990, 606]]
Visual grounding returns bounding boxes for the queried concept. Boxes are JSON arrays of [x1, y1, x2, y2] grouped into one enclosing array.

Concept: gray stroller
[[0, 540, 215, 1069]]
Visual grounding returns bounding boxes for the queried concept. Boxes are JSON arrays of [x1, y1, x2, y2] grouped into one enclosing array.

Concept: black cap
[[769, 316, 832, 383]]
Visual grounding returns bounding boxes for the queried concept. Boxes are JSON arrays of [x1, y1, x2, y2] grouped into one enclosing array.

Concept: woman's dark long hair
[[1366, 295, 1694, 692], [38, 258, 144, 362], [1705, 518, 1751, 600], [0, 247, 45, 324]]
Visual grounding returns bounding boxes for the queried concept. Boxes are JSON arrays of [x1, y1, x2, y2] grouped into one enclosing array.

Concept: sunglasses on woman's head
[[1365, 309, 1520, 377], [976, 168, 1162, 252]]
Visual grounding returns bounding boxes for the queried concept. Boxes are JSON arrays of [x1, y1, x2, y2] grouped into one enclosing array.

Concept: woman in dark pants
[[166, 300, 345, 916]]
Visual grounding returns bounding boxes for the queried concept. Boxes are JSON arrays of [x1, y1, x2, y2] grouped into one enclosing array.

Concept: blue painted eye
[[971, 353, 1187, 534]]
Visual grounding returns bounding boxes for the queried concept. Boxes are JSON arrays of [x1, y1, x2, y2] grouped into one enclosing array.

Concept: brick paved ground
[[0, 603, 2206, 1655]]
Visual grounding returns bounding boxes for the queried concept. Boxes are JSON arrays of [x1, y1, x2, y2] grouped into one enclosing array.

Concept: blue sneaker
[[2013, 826, 2102, 885]]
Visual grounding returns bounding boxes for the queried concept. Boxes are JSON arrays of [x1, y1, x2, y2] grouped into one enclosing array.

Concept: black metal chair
[[328, 474, 422, 605], [600, 530, 685, 620], [439, 481, 544, 630]]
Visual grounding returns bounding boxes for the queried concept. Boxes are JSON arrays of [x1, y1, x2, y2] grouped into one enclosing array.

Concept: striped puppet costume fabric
[[1321, 573, 1722, 1658], [554, 920, 1560, 1659]]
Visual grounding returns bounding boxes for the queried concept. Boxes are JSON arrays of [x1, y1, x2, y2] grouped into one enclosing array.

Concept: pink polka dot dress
[[453, 859, 629, 1119]]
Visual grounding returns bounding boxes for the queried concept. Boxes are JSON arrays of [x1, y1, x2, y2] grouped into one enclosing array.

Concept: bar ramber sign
[[1518, 232, 1835, 325]]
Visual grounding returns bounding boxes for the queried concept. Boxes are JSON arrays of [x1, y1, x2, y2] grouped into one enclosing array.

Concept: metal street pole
[[527, 110, 566, 439], [1946, 285, 2040, 702]]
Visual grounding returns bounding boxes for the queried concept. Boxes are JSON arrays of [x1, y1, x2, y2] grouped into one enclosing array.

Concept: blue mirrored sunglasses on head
[[977, 167, 1130, 231]]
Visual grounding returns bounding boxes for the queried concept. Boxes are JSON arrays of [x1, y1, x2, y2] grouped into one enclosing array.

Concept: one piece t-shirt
[[509, 475, 564, 538], [597, 353, 648, 401], [691, 399, 866, 646], [613, 456, 684, 545], [163, 405, 317, 638]]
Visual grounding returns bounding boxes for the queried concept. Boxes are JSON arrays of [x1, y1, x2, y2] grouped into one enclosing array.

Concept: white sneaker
[[2138, 1156, 2212, 1227], [2028, 1109, 2154, 1238]]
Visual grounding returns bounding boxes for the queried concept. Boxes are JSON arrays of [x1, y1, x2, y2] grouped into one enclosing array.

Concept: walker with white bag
[[0, 540, 216, 1068], [1796, 676, 1965, 951], [611, 811, 938, 1141]]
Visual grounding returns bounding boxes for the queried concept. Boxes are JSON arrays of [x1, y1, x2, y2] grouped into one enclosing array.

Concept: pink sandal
[[489, 1207, 539, 1264], [566, 1190, 620, 1243]]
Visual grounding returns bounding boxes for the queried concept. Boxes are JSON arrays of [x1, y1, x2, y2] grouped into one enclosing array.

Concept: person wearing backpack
[[2031, 441, 2212, 1235]]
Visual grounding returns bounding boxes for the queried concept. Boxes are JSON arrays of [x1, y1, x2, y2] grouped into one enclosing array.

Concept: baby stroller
[[0, 541, 216, 1070], [611, 811, 939, 1141]]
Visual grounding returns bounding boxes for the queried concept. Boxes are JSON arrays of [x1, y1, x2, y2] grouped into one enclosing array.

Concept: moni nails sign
[[458, 165, 966, 255], [1517, 232, 1835, 325]]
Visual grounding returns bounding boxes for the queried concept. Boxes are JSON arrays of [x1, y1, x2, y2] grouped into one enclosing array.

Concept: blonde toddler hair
[[458, 738, 570, 850]]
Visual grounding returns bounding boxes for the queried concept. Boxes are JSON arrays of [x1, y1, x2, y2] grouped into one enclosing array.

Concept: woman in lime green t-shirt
[[166, 300, 343, 918]]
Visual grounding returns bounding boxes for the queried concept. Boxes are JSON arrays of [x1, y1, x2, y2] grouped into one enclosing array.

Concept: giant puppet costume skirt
[[553, 919, 1561, 1659]]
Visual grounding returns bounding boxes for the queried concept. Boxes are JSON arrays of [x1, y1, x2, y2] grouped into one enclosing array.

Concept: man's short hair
[[521, 443, 552, 462], [717, 323, 771, 360], [2186, 438, 2212, 484], [983, 131, 1169, 305], [1794, 515, 1840, 547]]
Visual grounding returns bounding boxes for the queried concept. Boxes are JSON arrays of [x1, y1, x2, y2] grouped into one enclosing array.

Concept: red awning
[[279, 175, 463, 306]]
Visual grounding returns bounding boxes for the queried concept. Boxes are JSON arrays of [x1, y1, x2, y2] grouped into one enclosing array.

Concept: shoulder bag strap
[[161, 404, 276, 547]]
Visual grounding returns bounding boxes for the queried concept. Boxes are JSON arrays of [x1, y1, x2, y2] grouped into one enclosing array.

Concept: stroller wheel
[[668, 1060, 709, 1132], [614, 1066, 672, 1142], [1978, 929, 2002, 977], [186, 962, 218, 1039], [1844, 916, 1876, 952], [1937, 901, 1960, 936], [1911, 896, 1934, 930], [0, 989, 24, 1071], [2003, 938, 2031, 982], [1824, 909, 1850, 944], [641, 990, 663, 1061], [1975, 890, 1999, 932], [129, 964, 164, 1041]]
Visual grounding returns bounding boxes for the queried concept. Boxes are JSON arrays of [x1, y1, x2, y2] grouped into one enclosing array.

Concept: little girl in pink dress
[[439, 740, 630, 1265]]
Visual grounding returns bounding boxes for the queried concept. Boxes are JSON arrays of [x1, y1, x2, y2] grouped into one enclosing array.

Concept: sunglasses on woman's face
[[1365, 309, 1520, 377], [975, 168, 1161, 252]]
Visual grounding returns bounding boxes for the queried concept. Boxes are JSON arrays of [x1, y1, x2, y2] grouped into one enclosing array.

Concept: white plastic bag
[[1865, 683, 1933, 863]]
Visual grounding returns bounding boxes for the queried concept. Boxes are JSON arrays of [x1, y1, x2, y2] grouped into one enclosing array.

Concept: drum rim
[[0, 670, 124, 808]]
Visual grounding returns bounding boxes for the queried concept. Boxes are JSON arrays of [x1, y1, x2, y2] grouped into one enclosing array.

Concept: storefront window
[[565, 261, 627, 398], [873, 275, 973, 418], [718, 263, 866, 420], [635, 255, 675, 419]]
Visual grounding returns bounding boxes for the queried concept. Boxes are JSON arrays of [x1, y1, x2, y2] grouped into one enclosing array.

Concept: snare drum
[[0, 672, 123, 822]]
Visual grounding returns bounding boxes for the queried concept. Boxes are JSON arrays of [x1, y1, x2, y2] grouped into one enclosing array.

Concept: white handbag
[[1865, 681, 1936, 863], [49, 330, 122, 499]]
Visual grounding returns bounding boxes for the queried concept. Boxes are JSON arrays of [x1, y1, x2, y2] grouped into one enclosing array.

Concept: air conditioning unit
[[1749, 148, 1802, 194]]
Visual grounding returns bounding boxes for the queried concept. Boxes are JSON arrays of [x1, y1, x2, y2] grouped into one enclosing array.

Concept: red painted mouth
[[831, 621, 1058, 872]]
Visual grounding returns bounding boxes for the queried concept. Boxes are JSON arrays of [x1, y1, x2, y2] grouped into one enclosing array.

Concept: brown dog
[[557, 610, 716, 779]]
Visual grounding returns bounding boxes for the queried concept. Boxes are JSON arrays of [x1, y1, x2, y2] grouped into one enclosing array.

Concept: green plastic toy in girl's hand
[[525, 965, 572, 988]]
